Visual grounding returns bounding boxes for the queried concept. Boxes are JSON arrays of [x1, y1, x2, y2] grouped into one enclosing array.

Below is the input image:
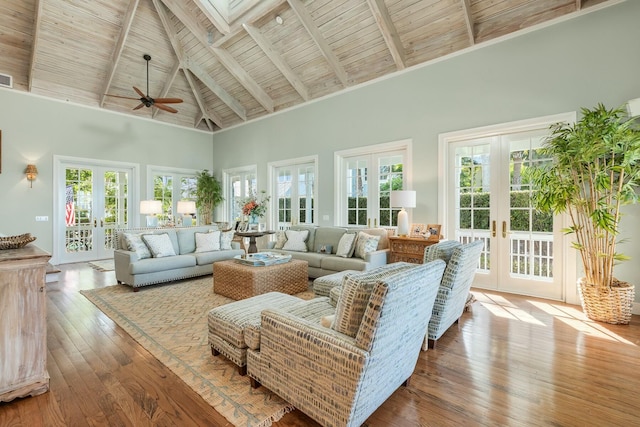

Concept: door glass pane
[[103, 170, 128, 251], [298, 165, 315, 225], [377, 154, 403, 227], [154, 175, 173, 225], [277, 168, 292, 228], [506, 131, 553, 281], [346, 158, 367, 226], [65, 168, 93, 253]]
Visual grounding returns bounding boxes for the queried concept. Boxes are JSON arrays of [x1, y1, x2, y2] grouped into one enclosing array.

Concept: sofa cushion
[[332, 262, 416, 337], [347, 227, 390, 250], [195, 249, 244, 265], [195, 231, 221, 252], [123, 232, 151, 260], [220, 230, 234, 250], [320, 256, 367, 273], [336, 232, 357, 257], [142, 233, 177, 258], [313, 227, 347, 253], [354, 231, 381, 259], [129, 254, 196, 274], [283, 229, 309, 252]]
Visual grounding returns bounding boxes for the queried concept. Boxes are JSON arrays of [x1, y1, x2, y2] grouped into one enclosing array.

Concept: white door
[[56, 158, 134, 263], [446, 126, 566, 300]]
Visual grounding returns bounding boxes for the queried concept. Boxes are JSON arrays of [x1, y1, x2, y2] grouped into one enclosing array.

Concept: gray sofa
[[263, 225, 390, 278], [114, 226, 244, 290]]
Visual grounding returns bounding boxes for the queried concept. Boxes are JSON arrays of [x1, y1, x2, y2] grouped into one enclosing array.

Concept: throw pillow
[[282, 229, 309, 252], [141, 233, 176, 258], [123, 232, 151, 260], [219, 230, 234, 250], [195, 231, 221, 252], [354, 231, 381, 259], [273, 231, 287, 249], [336, 232, 357, 257]]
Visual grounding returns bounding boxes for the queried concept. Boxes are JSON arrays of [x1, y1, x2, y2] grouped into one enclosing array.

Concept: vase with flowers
[[240, 190, 271, 225]]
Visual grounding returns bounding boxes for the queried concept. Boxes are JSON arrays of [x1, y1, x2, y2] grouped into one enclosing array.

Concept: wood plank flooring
[[1, 263, 639, 426]]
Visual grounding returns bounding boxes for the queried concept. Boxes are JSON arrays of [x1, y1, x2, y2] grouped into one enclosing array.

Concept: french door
[[55, 157, 136, 263], [272, 160, 316, 229], [444, 115, 573, 300]]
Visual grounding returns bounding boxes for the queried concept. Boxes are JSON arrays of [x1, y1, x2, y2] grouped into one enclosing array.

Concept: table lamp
[[390, 190, 416, 237], [177, 200, 197, 226], [140, 200, 162, 227]]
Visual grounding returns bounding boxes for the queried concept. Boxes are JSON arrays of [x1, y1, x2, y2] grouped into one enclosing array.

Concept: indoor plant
[[529, 103, 640, 324], [195, 170, 223, 225]]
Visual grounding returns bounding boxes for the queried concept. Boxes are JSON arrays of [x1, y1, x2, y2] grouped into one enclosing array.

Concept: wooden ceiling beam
[[287, 0, 348, 87], [575, 0, 582, 10], [195, 112, 214, 131], [152, 60, 180, 118], [183, 68, 225, 129], [100, 0, 140, 107], [28, 0, 44, 92], [192, 0, 230, 35], [212, 0, 286, 48], [460, 0, 475, 46], [366, 0, 405, 70], [243, 23, 309, 101], [185, 57, 247, 120], [152, 0, 184, 60], [161, 0, 274, 113]]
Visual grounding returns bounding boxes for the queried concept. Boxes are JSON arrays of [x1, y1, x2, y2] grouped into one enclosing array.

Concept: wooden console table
[[0, 244, 51, 402], [389, 236, 439, 264]]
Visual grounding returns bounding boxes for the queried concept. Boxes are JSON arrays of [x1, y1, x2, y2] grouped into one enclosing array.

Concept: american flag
[[65, 185, 75, 227]]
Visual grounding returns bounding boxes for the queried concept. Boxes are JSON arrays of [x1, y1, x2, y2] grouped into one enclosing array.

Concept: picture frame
[[237, 221, 249, 232], [410, 223, 426, 238], [426, 224, 441, 242]]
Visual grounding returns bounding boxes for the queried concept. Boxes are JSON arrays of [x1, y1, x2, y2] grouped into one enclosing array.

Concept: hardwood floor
[[1, 263, 639, 426]]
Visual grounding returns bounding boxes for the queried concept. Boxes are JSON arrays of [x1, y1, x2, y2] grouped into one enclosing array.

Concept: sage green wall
[[210, 1, 640, 301], [0, 90, 213, 255]]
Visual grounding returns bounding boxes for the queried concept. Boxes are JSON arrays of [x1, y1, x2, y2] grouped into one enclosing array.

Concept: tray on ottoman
[[213, 258, 309, 300]]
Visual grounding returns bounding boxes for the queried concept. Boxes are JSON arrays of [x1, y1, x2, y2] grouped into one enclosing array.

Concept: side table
[[235, 231, 274, 253], [388, 236, 439, 264]]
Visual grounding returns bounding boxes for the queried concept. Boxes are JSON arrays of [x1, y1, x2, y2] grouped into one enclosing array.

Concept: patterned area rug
[[81, 277, 313, 427], [88, 259, 115, 271]]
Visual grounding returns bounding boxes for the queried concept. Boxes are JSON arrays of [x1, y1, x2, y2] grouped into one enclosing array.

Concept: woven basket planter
[[577, 277, 635, 325]]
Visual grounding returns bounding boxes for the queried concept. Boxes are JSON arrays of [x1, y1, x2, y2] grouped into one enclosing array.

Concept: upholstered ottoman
[[208, 292, 335, 375], [312, 269, 356, 297], [213, 259, 309, 300], [208, 292, 302, 375]]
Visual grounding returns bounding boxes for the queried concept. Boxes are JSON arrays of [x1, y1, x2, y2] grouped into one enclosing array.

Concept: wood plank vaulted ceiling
[[1, 0, 615, 132]]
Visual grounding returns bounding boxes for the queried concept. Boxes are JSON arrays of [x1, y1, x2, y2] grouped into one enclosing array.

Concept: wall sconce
[[140, 200, 162, 227], [25, 164, 38, 188], [390, 190, 416, 237], [177, 200, 197, 227]]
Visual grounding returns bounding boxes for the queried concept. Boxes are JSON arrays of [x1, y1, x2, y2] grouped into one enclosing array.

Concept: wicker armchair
[[246, 261, 446, 427], [423, 239, 484, 350]]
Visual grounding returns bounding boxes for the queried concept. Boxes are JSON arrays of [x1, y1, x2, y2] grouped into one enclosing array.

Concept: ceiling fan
[[106, 54, 183, 113]]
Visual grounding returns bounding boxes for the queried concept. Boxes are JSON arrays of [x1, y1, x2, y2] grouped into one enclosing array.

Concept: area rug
[[88, 259, 115, 271], [81, 277, 313, 427]]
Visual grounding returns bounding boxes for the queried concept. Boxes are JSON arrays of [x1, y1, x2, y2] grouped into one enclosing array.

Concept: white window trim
[[222, 164, 257, 222], [438, 112, 578, 304], [268, 155, 319, 228], [334, 139, 413, 227]]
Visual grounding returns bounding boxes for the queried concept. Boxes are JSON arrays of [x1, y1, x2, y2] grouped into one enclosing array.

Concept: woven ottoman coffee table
[[213, 259, 309, 300]]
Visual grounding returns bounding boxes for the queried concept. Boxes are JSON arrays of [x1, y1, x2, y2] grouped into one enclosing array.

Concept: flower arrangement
[[240, 190, 271, 219]]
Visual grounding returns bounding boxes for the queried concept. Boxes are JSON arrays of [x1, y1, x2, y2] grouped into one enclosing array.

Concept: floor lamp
[[140, 200, 162, 227], [177, 200, 196, 227], [390, 190, 416, 237]]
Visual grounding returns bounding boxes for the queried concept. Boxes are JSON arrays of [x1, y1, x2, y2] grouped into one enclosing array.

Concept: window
[[148, 166, 197, 226], [223, 166, 257, 222], [268, 156, 317, 230], [336, 140, 411, 227]]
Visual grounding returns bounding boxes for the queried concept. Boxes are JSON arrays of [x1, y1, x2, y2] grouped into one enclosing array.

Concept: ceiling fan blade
[[104, 94, 141, 101], [133, 86, 146, 98], [133, 103, 145, 110], [153, 97, 183, 104], [154, 103, 178, 114]]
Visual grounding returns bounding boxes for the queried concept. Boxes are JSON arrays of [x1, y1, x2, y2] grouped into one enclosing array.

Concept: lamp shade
[[390, 190, 416, 208], [177, 200, 196, 214], [140, 200, 162, 215]]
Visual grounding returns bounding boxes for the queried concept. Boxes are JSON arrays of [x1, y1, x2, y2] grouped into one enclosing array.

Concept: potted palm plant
[[195, 170, 223, 225], [529, 103, 640, 324]]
